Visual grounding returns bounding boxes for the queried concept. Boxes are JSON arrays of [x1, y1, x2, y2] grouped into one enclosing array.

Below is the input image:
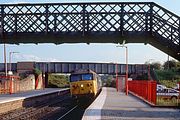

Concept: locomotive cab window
[[70, 74, 81, 82], [70, 73, 93, 82], [82, 74, 93, 80]]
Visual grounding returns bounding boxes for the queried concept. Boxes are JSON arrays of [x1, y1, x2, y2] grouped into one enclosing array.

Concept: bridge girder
[[0, 62, 148, 75]]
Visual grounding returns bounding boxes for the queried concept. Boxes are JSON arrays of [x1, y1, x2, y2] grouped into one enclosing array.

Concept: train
[[69, 69, 102, 99]]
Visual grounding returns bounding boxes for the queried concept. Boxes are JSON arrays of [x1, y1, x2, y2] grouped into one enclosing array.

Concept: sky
[[0, 0, 179, 64]]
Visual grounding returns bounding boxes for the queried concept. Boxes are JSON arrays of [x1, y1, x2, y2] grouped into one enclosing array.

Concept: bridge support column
[[45, 72, 48, 88]]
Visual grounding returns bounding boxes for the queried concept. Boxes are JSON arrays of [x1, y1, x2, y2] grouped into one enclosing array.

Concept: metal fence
[[128, 80, 180, 107], [128, 80, 157, 105], [0, 76, 20, 94]]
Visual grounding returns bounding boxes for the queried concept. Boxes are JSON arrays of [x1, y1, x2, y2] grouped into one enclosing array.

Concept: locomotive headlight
[[90, 90, 93, 93], [80, 84, 84, 87]]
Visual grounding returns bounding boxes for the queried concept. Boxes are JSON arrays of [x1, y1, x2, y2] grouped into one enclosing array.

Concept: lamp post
[[147, 59, 154, 80], [167, 55, 170, 70], [4, 43, 7, 76], [116, 63, 118, 92], [9, 52, 19, 73], [117, 42, 128, 95]]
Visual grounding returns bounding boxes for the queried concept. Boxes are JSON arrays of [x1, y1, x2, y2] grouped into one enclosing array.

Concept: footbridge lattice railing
[[0, 2, 179, 60]]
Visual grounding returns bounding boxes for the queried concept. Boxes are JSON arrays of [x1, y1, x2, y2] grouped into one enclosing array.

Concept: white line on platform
[[82, 87, 107, 120]]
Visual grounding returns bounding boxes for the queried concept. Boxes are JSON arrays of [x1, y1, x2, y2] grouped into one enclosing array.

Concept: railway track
[[53, 90, 102, 120], [0, 91, 98, 120], [53, 99, 94, 120], [56, 105, 79, 120]]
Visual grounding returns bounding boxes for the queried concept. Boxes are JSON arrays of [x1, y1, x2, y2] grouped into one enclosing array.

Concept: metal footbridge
[[0, 2, 179, 60]]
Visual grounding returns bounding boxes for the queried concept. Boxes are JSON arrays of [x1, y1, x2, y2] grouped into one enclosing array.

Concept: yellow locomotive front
[[69, 70, 101, 98]]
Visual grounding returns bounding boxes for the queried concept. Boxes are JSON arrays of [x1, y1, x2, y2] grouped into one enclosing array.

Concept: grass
[[158, 80, 180, 88], [156, 96, 180, 106]]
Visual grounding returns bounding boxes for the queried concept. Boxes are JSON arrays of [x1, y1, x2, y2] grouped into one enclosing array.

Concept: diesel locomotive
[[69, 69, 102, 99]]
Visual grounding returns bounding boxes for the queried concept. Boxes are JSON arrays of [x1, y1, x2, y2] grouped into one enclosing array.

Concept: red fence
[[0, 76, 20, 94], [128, 80, 157, 105]]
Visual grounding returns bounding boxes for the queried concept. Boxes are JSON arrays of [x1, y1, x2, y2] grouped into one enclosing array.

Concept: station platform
[[0, 88, 69, 104], [82, 87, 180, 120], [0, 88, 69, 114]]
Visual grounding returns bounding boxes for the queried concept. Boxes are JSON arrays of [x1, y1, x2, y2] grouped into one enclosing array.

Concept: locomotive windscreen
[[70, 73, 93, 82]]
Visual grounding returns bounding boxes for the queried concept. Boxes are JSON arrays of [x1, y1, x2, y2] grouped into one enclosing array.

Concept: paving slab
[[83, 87, 180, 120]]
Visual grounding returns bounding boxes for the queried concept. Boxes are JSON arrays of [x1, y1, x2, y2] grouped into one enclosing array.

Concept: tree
[[176, 62, 180, 73], [163, 60, 176, 70], [103, 75, 115, 87], [151, 62, 162, 70]]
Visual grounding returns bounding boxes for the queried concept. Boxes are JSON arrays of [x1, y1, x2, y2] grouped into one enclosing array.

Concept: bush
[[19, 72, 31, 80], [155, 69, 178, 80], [136, 73, 148, 80], [48, 74, 69, 88], [33, 68, 42, 77]]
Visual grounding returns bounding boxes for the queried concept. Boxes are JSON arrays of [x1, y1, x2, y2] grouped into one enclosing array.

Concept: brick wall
[[1, 74, 44, 94], [11, 75, 35, 93], [19, 75, 35, 92]]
